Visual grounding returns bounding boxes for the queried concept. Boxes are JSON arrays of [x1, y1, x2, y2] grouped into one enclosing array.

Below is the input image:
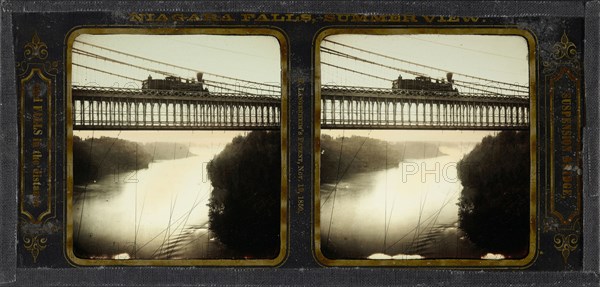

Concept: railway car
[[392, 73, 458, 94], [142, 72, 208, 93]]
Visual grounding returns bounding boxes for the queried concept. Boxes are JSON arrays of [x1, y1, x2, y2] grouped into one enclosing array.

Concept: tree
[[72, 136, 152, 185], [206, 131, 281, 258], [457, 131, 530, 257], [72, 136, 97, 185]]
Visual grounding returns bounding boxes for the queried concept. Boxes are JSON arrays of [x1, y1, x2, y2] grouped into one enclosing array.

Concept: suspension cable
[[75, 40, 280, 89], [72, 62, 141, 82], [323, 39, 529, 90], [321, 47, 528, 96], [322, 61, 394, 82]]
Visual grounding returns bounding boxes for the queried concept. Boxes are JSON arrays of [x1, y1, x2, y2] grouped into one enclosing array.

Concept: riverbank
[[320, 134, 448, 183], [73, 136, 196, 185]]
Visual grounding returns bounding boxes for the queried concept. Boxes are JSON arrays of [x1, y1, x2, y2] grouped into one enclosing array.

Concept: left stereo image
[[65, 29, 288, 266]]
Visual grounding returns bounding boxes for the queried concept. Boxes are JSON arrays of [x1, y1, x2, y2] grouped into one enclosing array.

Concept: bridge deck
[[321, 85, 529, 105], [73, 86, 280, 104], [71, 85, 530, 130]]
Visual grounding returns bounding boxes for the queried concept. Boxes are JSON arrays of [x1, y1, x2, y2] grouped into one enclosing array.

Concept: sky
[[72, 33, 529, 91], [71, 34, 282, 88], [320, 34, 529, 90]]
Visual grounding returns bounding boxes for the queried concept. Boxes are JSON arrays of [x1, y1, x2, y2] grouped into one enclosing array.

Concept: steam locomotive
[[142, 72, 208, 92], [392, 72, 458, 94]]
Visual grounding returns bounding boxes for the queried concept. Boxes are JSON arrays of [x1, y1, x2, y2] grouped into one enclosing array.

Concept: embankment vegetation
[[206, 131, 281, 258], [73, 136, 194, 185], [73, 136, 152, 185], [457, 130, 530, 257]]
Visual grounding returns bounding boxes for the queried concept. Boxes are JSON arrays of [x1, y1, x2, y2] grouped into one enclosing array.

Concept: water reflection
[[320, 143, 485, 259], [73, 132, 241, 260]]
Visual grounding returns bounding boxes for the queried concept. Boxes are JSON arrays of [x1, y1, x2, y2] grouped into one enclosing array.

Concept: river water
[[73, 142, 235, 260], [320, 145, 485, 259], [73, 131, 493, 260]]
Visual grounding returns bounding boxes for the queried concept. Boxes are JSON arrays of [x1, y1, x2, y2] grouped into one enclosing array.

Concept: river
[[73, 137, 238, 260], [320, 145, 485, 260]]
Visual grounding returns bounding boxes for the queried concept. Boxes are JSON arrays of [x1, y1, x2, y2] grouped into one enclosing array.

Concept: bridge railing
[[72, 85, 281, 101], [321, 85, 529, 101]]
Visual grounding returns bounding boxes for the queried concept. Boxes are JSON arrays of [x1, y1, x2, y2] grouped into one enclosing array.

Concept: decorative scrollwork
[[24, 32, 48, 61], [552, 32, 577, 60], [542, 31, 582, 268], [15, 61, 27, 74], [43, 60, 60, 75], [543, 32, 581, 74], [553, 233, 578, 265], [18, 31, 57, 265], [23, 235, 48, 263]]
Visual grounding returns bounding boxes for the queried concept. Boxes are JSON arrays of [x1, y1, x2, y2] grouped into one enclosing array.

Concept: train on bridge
[[392, 72, 459, 94], [142, 72, 208, 93]]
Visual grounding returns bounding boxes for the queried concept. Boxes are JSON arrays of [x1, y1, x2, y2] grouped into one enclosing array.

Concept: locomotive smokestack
[[196, 72, 204, 82], [446, 72, 453, 83]]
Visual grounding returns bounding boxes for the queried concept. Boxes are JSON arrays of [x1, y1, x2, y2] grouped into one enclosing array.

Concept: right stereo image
[[314, 29, 536, 267]]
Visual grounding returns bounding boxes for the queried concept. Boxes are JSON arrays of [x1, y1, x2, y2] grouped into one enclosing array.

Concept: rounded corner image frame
[[312, 27, 538, 268], [63, 26, 290, 267]]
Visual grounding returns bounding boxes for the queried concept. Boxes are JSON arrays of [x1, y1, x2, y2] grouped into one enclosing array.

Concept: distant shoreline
[[320, 135, 448, 184], [72, 136, 196, 186]]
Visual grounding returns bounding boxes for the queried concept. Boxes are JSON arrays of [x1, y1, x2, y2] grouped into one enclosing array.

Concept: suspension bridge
[[71, 37, 530, 130], [71, 40, 281, 130], [319, 39, 530, 130]]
